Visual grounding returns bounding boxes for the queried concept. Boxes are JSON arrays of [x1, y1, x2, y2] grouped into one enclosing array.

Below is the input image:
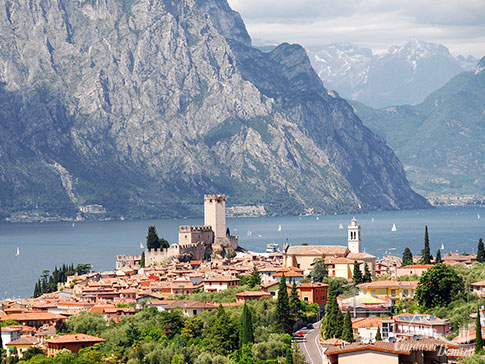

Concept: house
[[261, 281, 280, 298], [46, 334, 105, 357], [235, 291, 272, 304], [162, 300, 217, 317], [274, 269, 304, 283], [203, 275, 240, 292], [324, 257, 357, 280], [284, 245, 349, 271], [394, 313, 450, 339], [297, 282, 329, 305], [146, 300, 178, 312], [5, 336, 37, 358], [357, 280, 418, 303], [1, 312, 67, 329], [471, 281, 485, 298], [1, 327, 21, 349], [351, 317, 384, 342], [90, 305, 135, 322], [324, 338, 449, 364], [396, 265, 433, 278], [338, 295, 392, 318]]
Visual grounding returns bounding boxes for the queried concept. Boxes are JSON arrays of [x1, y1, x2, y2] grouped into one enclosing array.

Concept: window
[[304, 297, 309, 302], [371, 290, 376, 296]]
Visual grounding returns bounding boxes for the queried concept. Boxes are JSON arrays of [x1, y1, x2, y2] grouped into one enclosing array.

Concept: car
[[306, 323, 314, 329], [294, 331, 304, 337]]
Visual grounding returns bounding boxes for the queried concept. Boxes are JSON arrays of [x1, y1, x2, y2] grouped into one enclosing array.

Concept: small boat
[[16, 247, 20, 256], [72, 222, 75, 227], [478, 213, 481, 220], [277, 224, 282, 232], [258, 234, 262, 238], [140, 241, 144, 249], [371, 217, 375, 223], [247, 230, 252, 237], [391, 224, 397, 232], [266, 243, 280, 253], [339, 223, 343, 230], [441, 243, 445, 250], [316, 216, 320, 221]]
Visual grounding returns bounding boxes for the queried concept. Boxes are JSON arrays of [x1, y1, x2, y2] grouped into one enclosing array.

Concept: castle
[[145, 194, 238, 266]]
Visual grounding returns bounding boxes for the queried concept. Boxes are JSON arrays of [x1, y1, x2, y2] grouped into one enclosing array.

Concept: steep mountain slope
[[0, 0, 428, 220], [352, 58, 485, 200], [308, 40, 477, 108]]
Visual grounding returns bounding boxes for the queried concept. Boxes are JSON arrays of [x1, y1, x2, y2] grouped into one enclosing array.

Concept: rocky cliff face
[[0, 0, 428, 220]]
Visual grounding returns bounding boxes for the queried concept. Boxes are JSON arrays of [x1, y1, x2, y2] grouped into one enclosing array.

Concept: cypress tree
[[476, 306, 483, 354], [353, 261, 363, 285], [289, 281, 301, 321], [33, 281, 39, 298], [435, 249, 442, 264], [363, 263, 372, 283], [375, 326, 382, 341], [239, 303, 254, 346], [140, 251, 145, 268], [146, 226, 161, 250], [421, 226, 431, 264], [477, 238, 485, 263], [276, 273, 292, 334], [341, 311, 354, 342], [323, 282, 344, 339], [248, 266, 261, 288], [402, 247, 414, 266]]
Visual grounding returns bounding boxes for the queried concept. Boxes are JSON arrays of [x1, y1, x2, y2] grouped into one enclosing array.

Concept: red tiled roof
[[47, 333, 105, 344]]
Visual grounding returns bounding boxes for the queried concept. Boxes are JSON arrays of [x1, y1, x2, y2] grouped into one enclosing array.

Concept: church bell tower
[[348, 217, 361, 254]]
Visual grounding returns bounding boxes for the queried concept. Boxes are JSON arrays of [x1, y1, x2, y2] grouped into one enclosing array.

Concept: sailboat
[[277, 224, 282, 232], [316, 216, 320, 221], [441, 243, 445, 250], [478, 213, 481, 220], [140, 241, 144, 249], [371, 217, 375, 223], [15, 247, 19, 256], [72, 222, 75, 227], [339, 223, 343, 230], [247, 230, 252, 237], [391, 224, 397, 232]]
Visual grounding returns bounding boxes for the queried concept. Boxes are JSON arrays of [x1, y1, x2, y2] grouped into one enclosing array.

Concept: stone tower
[[348, 217, 361, 254], [204, 194, 226, 244]]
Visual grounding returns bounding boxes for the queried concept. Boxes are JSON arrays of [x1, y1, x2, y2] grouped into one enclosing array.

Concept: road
[[296, 321, 324, 364]]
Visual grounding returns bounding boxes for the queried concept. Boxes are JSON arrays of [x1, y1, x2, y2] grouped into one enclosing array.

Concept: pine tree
[[363, 263, 372, 283], [476, 306, 483, 354], [375, 326, 382, 341], [146, 226, 161, 250], [33, 281, 39, 298], [341, 311, 354, 342], [435, 249, 442, 264], [421, 225, 432, 264], [311, 258, 328, 282], [208, 305, 239, 355], [477, 238, 485, 263], [289, 281, 301, 321], [140, 251, 145, 268], [323, 282, 344, 339], [276, 273, 292, 334], [353, 261, 363, 285], [402, 247, 414, 266], [239, 303, 254, 346], [248, 266, 261, 288]]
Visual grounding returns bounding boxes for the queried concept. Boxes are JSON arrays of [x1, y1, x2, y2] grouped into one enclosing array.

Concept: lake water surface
[[1, 205, 484, 298]]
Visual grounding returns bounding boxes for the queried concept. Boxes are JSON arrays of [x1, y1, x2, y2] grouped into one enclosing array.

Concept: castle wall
[[178, 225, 214, 245], [145, 242, 207, 266]]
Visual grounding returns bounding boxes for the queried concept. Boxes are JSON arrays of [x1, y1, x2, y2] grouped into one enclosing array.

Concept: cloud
[[227, 0, 485, 57]]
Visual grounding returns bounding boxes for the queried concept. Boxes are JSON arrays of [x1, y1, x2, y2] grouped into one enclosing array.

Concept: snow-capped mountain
[[307, 39, 477, 108]]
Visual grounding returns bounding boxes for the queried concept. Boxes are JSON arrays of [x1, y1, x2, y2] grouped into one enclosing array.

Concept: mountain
[[307, 40, 478, 108], [0, 0, 428, 221], [351, 57, 485, 201]]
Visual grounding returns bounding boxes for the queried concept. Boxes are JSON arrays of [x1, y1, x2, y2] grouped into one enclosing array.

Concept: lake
[[1, 205, 484, 298]]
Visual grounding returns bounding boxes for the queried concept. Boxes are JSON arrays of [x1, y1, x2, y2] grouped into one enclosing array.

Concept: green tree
[[289, 281, 301, 321], [146, 226, 161, 250], [140, 251, 145, 268], [66, 312, 106, 335], [402, 247, 414, 266], [126, 322, 140, 346], [276, 273, 292, 334], [341, 311, 354, 342], [353, 261, 363, 285], [477, 238, 485, 263], [415, 263, 464, 309], [247, 266, 261, 288], [323, 282, 344, 339], [207, 305, 239, 356], [159, 237, 169, 249], [181, 316, 204, 339], [310, 258, 328, 282], [285, 346, 294, 364], [239, 303, 254, 346], [435, 249, 442, 264], [421, 226, 432, 264], [363, 263, 372, 283], [476, 306, 483, 354], [375, 326, 382, 341]]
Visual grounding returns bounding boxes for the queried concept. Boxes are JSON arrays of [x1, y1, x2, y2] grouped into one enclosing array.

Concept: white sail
[[478, 213, 481, 220], [72, 222, 75, 227], [140, 241, 144, 249], [247, 230, 252, 236], [391, 224, 397, 232], [16, 247, 19, 256], [316, 216, 320, 221], [339, 223, 343, 230], [441, 243, 444, 250], [277, 224, 282, 232], [371, 217, 375, 223]]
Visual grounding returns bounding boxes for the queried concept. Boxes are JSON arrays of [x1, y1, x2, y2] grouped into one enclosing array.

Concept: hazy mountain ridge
[[307, 40, 478, 108], [0, 0, 428, 220], [352, 57, 485, 200]]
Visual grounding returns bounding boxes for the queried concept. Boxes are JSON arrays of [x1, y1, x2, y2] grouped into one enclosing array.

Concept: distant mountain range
[[351, 57, 485, 201], [0, 0, 427, 221], [306, 40, 477, 108]]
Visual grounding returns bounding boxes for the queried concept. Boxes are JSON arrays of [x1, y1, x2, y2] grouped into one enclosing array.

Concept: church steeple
[[348, 217, 361, 254]]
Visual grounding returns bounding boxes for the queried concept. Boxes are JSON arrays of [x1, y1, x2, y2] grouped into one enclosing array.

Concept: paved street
[[296, 321, 324, 364]]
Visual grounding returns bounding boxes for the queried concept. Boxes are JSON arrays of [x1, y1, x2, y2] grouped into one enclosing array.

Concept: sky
[[227, 0, 485, 58]]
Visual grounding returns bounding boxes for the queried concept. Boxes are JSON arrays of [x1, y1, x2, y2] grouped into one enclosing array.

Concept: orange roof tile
[[47, 333, 105, 344]]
